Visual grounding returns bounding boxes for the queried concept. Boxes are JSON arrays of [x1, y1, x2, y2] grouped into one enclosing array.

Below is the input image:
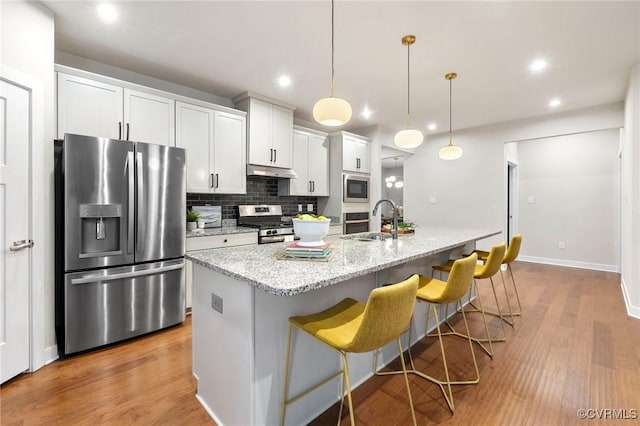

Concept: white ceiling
[[43, 1, 640, 145]]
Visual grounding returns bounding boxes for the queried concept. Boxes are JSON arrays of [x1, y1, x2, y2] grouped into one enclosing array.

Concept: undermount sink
[[341, 232, 392, 242]]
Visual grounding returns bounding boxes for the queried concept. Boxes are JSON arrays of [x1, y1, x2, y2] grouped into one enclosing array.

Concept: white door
[[213, 111, 246, 194], [247, 98, 273, 166], [0, 79, 31, 383], [123, 88, 175, 146], [271, 104, 293, 168]]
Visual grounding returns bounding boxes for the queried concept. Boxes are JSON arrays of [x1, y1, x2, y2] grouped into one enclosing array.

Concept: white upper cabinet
[[57, 72, 175, 146], [234, 93, 295, 169], [176, 101, 246, 194], [57, 73, 123, 140], [279, 127, 329, 196], [341, 134, 371, 173], [123, 88, 175, 146]]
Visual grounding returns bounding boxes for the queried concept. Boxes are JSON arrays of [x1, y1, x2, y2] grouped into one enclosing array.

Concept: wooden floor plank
[[1, 262, 638, 425]]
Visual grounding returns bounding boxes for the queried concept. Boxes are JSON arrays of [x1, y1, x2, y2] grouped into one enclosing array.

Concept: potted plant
[[186, 209, 199, 231]]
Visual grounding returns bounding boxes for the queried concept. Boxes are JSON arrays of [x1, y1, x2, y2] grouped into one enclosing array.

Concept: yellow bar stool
[[376, 253, 480, 413], [473, 233, 523, 318], [280, 275, 420, 426], [432, 242, 507, 357]]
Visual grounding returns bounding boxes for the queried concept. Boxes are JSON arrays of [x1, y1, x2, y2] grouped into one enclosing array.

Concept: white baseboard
[[43, 345, 59, 366], [518, 255, 619, 273], [620, 277, 640, 319]]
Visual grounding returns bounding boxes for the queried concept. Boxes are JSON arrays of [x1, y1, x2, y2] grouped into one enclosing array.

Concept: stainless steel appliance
[[54, 133, 186, 356], [238, 205, 294, 244], [343, 212, 370, 234], [343, 174, 370, 203], [192, 205, 222, 228]]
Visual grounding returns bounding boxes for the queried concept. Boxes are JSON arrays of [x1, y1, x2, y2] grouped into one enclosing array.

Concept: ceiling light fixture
[[97, 3, 118, 23], [428, 122, 437, 131], [312, 0, 352, 126], [394, 35, 424, 149], [278, 76, 292, 87], [549, 98, 561, 108], [439, 72, 463, 160], [361, 106, 372, 119], [530, 59, 548, 72]]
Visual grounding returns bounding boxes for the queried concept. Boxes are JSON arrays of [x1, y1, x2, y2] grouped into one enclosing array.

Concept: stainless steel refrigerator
[[55, 133, 186, 356]]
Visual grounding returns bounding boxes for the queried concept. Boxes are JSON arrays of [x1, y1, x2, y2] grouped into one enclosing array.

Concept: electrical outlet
[[298, 204, 303, 212], [428, 196, 437, 204], [211, 292, 223, 314], [307, 204, 314, 212], [558, 241, 565, 250]]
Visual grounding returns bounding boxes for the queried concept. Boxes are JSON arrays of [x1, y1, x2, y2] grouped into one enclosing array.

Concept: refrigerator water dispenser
[[78, 203, 122, 258]]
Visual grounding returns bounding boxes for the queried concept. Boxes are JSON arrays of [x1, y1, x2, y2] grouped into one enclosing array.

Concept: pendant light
[[394, 35, 424, 149], [439, 72, 464, 160], [313, 0, 352, 126]]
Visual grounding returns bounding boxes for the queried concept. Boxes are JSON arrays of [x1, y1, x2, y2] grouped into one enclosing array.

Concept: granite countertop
[[186, 227, 500, 297], [186, 225, 257, 238]]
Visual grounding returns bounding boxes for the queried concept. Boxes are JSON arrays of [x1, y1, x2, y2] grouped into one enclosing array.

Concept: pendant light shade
[[439, 72, 463, 160], [313, 0, 352, 127], [313, 96, 352, 126], [395, 35, 424, 149]]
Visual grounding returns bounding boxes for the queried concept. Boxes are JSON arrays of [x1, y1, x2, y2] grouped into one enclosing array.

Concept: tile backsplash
[[187, 176, 318, 220]]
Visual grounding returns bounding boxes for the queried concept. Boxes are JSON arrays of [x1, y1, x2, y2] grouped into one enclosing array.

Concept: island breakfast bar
[[187, 228, 500, 426]]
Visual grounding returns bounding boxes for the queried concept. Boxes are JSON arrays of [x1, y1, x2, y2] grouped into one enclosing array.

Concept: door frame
[[506, 160, 519, 242], [1, 64, 47, 372]]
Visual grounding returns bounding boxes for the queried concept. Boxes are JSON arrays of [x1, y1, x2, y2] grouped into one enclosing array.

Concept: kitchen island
[[187, 228, 499, 426]]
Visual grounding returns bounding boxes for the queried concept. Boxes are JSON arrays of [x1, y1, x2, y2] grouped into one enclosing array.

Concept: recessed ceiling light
[[549, 98, 561, 108], [427, 122, 437, 131], [530, 59, 548, 72], [361, 107, 372, 119], [97, 4, 118, 23], [277, 76, 292, 88]]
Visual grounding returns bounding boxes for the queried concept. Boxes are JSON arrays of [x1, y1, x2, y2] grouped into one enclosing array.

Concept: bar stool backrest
[[503, 234, 522, 264], [345, 274, 419, 353], [438, 253, 478, 304], [475, 242, 506, 279]]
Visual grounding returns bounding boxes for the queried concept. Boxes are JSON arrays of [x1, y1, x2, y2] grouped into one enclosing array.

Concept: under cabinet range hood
[[247, 164, 297, 179]]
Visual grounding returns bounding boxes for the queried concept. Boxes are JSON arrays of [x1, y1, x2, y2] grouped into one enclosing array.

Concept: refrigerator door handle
[[127, 151, 135, 254], [136, 151, 144, 254], [70, 263, 184, 285]]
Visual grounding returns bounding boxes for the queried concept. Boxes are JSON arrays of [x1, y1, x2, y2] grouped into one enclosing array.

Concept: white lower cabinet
[[185, 232, 258, 309]]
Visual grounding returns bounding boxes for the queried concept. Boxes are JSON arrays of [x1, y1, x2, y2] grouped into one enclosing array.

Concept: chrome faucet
[[372, 199, 398, 239]]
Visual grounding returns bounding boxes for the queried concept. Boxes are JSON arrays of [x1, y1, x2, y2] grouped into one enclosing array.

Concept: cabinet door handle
[[273, 149, 277, 163], [270, 148, 273, 162], [312, 181, 315, 192], [118, 122, 122, 140], [210, 173, 215, 188], [309, 181, 312, 192], [126, 123, 130, 141], [215, 173, 219, 188]]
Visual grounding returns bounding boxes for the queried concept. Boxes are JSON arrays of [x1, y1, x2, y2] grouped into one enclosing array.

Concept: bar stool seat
[[473, 233, 523, 317], [375, 254, 479, 413], [432, 242, 507, 357], [281, 275, 420, 426]]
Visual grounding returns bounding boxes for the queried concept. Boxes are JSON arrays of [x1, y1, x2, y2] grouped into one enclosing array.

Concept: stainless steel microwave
[[343, 174, 370, 203]]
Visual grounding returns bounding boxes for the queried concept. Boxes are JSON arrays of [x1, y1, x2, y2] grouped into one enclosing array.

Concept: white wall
[[517, 130, 620, 271], [404, 103, 624, 256], [1, 0, 56, 368], [622, 64, 640, 318]]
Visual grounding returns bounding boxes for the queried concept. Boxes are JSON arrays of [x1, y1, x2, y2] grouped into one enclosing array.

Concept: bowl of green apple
[[292, 214, 331, 247]]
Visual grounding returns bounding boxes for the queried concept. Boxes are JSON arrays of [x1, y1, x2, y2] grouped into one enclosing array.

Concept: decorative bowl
[[292, 218, 331, 246]]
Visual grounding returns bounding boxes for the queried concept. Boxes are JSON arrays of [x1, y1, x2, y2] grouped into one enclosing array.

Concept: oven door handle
[[344, 219, 370, 224]]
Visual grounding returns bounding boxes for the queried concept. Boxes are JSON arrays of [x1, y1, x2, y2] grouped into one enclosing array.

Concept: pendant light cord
[[449, 76, 453, 145], [330, 0, 335, 97], [406, 41, 411, 129]]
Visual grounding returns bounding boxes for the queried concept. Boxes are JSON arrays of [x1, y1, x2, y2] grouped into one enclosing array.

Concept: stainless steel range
[[238, 205, 294, 244]]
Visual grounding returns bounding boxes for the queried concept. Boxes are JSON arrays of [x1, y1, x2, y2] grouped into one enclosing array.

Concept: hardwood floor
[[1, 263, 638, 425]]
